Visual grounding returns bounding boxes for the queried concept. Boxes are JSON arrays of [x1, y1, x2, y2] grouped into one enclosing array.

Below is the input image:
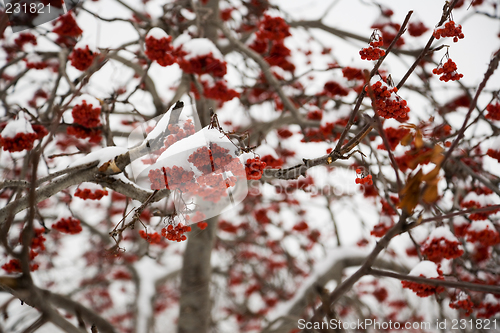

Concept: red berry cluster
[[245, 157, 267, 180], [74, 188, 109, 200], [292, 221, 309, 231], [302, 117, 348, 143], [69, 46, 98, 71], [52, 13, 82, 46], [360, 36, 385, 61], [441, 94, 470, 113], [0, 119, 47, 152], [197, 221, 208, 230], [161, 223, 191, 242], [355, 168, 373, 185], [220, 8, 233, 21], [52, 217, 83, 234], [461, 198, 500, 221], [368, 81, 410, 121], [196, 173, 233, 202], [178, 53, 227, 77], [342, 67, 365, 81], [323, 81, 349, 97], [27, 228, 46, 251], [307, 110, 322, 121], [381, 197, 399, 215], [148, 166, 196, 191], [2, 250, 39, 273], [371, 218, 394, 237], [67, 100, 102, 143], [33, 124, 48, 139], [113, 270, 132, 280], [264, 41, 295, 72], [394, 146, 432, 172], [15, 33, 37, 49], [449, 293, 474, 316], [465, 224, 500, 246], [433, 21, 464, 42], [28, 89, 49, 108], [432, 58, 463, 82], [487, 148, 500, 162], [408, 21, 429, 37], [401, 275, 445, 297], [254, 208, 270, 224], [188, 144, 235, 174], [377, 127, 410, 150], [277, 128, 293, 139], [163, 124, 188, 149], [167, 120, 196, 146], [25, 58, 48, 70], [256, 15, 291, 41], [421, 237, 464, 262], [485, 102, 500, 121], [0, 132, 37, 152], [72, 101, 101, 128], [431, 124, 452, 140], [219, 220, 238, 233], [145, 35, 175, 67], [477, 297, 500, 318], [139, 230, 162, 244], [2, 259, 22, 273], [203, 80, 240, 104], [248, 15, 295, 73], [66, 126, 102, 143], [260, 154, 283, 168]]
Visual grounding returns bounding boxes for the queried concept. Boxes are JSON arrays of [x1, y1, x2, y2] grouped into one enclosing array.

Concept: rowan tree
[[0, 0, 499, 332]]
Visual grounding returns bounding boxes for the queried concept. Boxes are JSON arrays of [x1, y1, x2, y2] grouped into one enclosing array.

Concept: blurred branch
[[107, 53, 165, 116], [288, 20, 422, 57], [370, 268, 500, 294], [267, 250, 409, 333]]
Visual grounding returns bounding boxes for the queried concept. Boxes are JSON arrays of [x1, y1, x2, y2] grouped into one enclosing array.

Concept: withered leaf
[[398, 170, 423, 213], [423, 182, 439, 203], [415, 130, 423, 149]]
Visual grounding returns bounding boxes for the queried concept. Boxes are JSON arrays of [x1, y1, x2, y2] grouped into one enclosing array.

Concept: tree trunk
[[177, 216, 217, 333], [177, 2, 219, 332]]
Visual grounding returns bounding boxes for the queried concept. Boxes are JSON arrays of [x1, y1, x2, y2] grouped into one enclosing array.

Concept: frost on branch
[[70, 146, 128, 168]]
